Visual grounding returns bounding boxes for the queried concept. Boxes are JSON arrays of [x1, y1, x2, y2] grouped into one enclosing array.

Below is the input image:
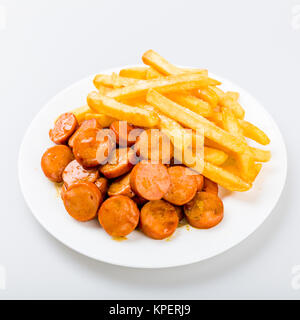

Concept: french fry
[[107, 73, 220, 101], [204, 147, 228, 166], [85, 113, 115, 127], [146, 89, 246, 154], [142, 49, 207, 76], [146, 67, 163, 79], [209, 86, 224, 99], [167, 93, 212, 117], [219, 92, 245, 119], [87, 91, 160, 127], [93, 73, 141, 89], [238, 119, 270, 145], [194, 87, 219, 108], [203, 161, 251, 192], [72, 105, 91, 123], [250, 147, 271, 162], [119, 67, 148, 79], [222, 107, 256, 182]]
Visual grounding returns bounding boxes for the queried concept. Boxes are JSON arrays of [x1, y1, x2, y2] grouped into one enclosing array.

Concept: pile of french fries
[[73, 50, 271, 192]]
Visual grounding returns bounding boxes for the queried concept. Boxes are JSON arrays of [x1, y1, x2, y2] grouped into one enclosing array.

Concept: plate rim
[[18, 66, 288, 269]]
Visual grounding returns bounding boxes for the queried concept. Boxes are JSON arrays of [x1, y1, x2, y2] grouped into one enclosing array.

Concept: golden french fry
[[72, 105, 91, 123], [194, 87, 219, 108], [238, 119, 270, 145], [250, 147, 271, 162], [227, 91, 239, 100], [93, 73, 141, 89], [203, 161, 251, 192], [209, 86, 224, 98], [219, 92, 245, 119], [146, 89, 246, 154], [119, 67, 149, 79], [222, 107, 256, 182], [167, 92, 212, 117], [106, 73, 220, 101], [87, 91, 160, 127], [204, 147, 228, 166], [142, 49, 207, 76], [85, 113, 115, 127], [146, 67, 163, 79]]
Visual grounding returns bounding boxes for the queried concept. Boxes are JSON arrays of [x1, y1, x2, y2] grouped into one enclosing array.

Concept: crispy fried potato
[[87, 91, 160, 127], [119, 67, 149, 79], [194, 87, 219, 108], [142, 49, 207, 76], [238, 119, 270, 145], [146, 67, 163, 79], [219, 92, 245, 119], [167, 92, 212, 117], [85, 113, 115, 127], [204, 147, 228, 166], [72, 105, 91, 123], [146, 89, 246, 154], [93, 73, 141, 89], [106, 73, 220, 101], [250, 147, 271, 162]]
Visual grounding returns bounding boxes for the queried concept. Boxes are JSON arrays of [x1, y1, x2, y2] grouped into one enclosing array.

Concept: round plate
[[18, 67, 287, 268]]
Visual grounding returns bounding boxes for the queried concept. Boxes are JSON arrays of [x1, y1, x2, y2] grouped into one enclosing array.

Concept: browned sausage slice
[[140, 200, 179, 240], [110, 121, 142, 147], [98, 195, 140, 237], [49, 113, 78, 144], [184, 192, 224, 229], [60, 184, 68, 200], [130, 161, 170, 200], [41, 145, 74, 182], [95, 177, 109, 197], [100, 148, 135, 179], [174, 206, 184, 221], [62, 159, 99, 188], [202, 177, 218, 195], [134, 129, 173, 164], [68, 119, 101, 148], [63, 181, 102, 222], [163, 166, 197, 205], [195, 174, 204, 191], [73, 127, 114, 168], [107, 173, 135, 198]]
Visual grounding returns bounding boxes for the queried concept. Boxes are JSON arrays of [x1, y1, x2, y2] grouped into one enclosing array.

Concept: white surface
[[0, 0, 299, 298], [18, 70, 287, 268]]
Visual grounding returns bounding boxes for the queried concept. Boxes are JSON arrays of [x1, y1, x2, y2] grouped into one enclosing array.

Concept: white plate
[[18, 67, 287, 268]]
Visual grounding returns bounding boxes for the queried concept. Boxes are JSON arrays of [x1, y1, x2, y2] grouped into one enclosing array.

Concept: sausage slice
[[109, 121, 137, 147], [98, 195, 140, 237], [95, 177, 109, 197], [68, 119, 100, 148], [202, 177, 218, 195], [100, 148, 135, 179], [62, 159, 99, 188], [63, 181, 102, 222], [195, 174, 204, 191], [163, 166, 197, 205], [73, 127, 114, 168], [140, 200, 179, 240], [134, 129, 173, 164], [49, 113, 78, 144], [130, 161, 170, 200], [108, 173, 135, 198], [41, 145, 74, 182], [184, 192, 224, 229]]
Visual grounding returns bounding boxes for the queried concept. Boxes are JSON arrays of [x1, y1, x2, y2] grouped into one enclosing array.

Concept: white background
[[0, 0, 299, 299]]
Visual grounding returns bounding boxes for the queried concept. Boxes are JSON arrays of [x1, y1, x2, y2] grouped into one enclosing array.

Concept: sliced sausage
[[63, 181, 102, 222], [41, 145, 74, 182], [100, 148, 135, 179], [95, 177, 109, 197], [174, 206, 184, 221], [134, 129, 173, 164], [98, 195, 140, 237], [184, 192, 224, 229], [110, 121, 142, 147], [130, 161, 170, 200], [163, 166, 197, 205], [140, 200, 179, 240], [60, 183, 68, 201], [202, 177, 218, 195], [68, 119, 100, 148], [73, 127, 114, 168], [62, 159, 99, 188], [132, 195, 148, 207], [195, 174, 204, 191], [108, 173, 135, 198], [49, 113, 78, 144]]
